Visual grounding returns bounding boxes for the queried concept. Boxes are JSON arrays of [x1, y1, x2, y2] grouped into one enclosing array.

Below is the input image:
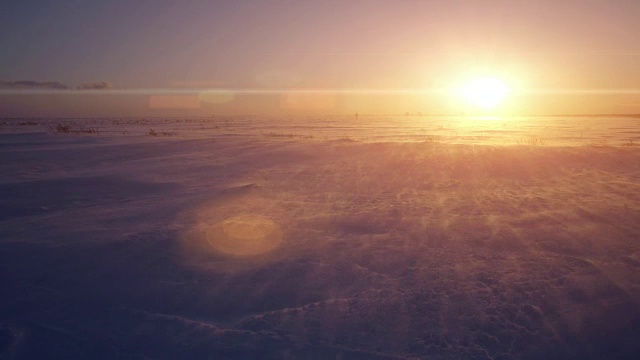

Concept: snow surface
[[1, 116, 640, 359]]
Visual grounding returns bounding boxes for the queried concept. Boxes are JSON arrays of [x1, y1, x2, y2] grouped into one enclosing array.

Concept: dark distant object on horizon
[[0, 80, 69, 90], [76, 81, 112, 90]]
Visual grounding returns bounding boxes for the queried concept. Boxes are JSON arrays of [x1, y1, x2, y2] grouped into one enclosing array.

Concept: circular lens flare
[[206, 214, 283, 256]]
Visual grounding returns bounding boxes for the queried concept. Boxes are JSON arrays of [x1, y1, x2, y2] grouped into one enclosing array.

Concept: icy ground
[[1, 116, 640, 359]]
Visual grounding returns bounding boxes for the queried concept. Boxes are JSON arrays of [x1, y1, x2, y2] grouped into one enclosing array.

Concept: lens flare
[[206, 214, 283, 256]]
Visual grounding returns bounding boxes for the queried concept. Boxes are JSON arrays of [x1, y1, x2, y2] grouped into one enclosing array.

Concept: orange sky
[[1, 0, 640, 116]]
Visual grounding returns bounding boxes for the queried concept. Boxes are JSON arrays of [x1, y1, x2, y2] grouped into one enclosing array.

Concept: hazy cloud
[[170, 80, 227, 88], [77, 81, 112, 90], [0, 80, 69, 89]]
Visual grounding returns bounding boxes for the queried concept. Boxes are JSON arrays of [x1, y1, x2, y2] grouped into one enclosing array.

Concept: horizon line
[[2, 87, 640, 95], [2, 113, 639, 120]]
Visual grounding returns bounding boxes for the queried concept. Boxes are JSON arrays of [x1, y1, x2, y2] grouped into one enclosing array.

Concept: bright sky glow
[[458, 78, 509, 110], [1, 0, 640, 116]]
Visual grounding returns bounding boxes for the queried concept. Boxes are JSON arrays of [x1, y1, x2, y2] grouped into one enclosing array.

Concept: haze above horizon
[[1, 0, 639, 117]]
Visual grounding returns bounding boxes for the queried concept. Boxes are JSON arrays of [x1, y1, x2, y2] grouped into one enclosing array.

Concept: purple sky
[[1, 0, 639, 116]]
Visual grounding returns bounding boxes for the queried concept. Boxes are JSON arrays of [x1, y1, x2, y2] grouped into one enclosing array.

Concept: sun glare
[[458, 77, 509, 110]]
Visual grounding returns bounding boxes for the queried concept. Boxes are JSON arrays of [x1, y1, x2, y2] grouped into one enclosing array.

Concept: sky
[[1, 0, 640, 117]]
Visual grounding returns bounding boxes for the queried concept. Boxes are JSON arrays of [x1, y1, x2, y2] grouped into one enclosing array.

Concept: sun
[[457, 77, 509, 110]]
